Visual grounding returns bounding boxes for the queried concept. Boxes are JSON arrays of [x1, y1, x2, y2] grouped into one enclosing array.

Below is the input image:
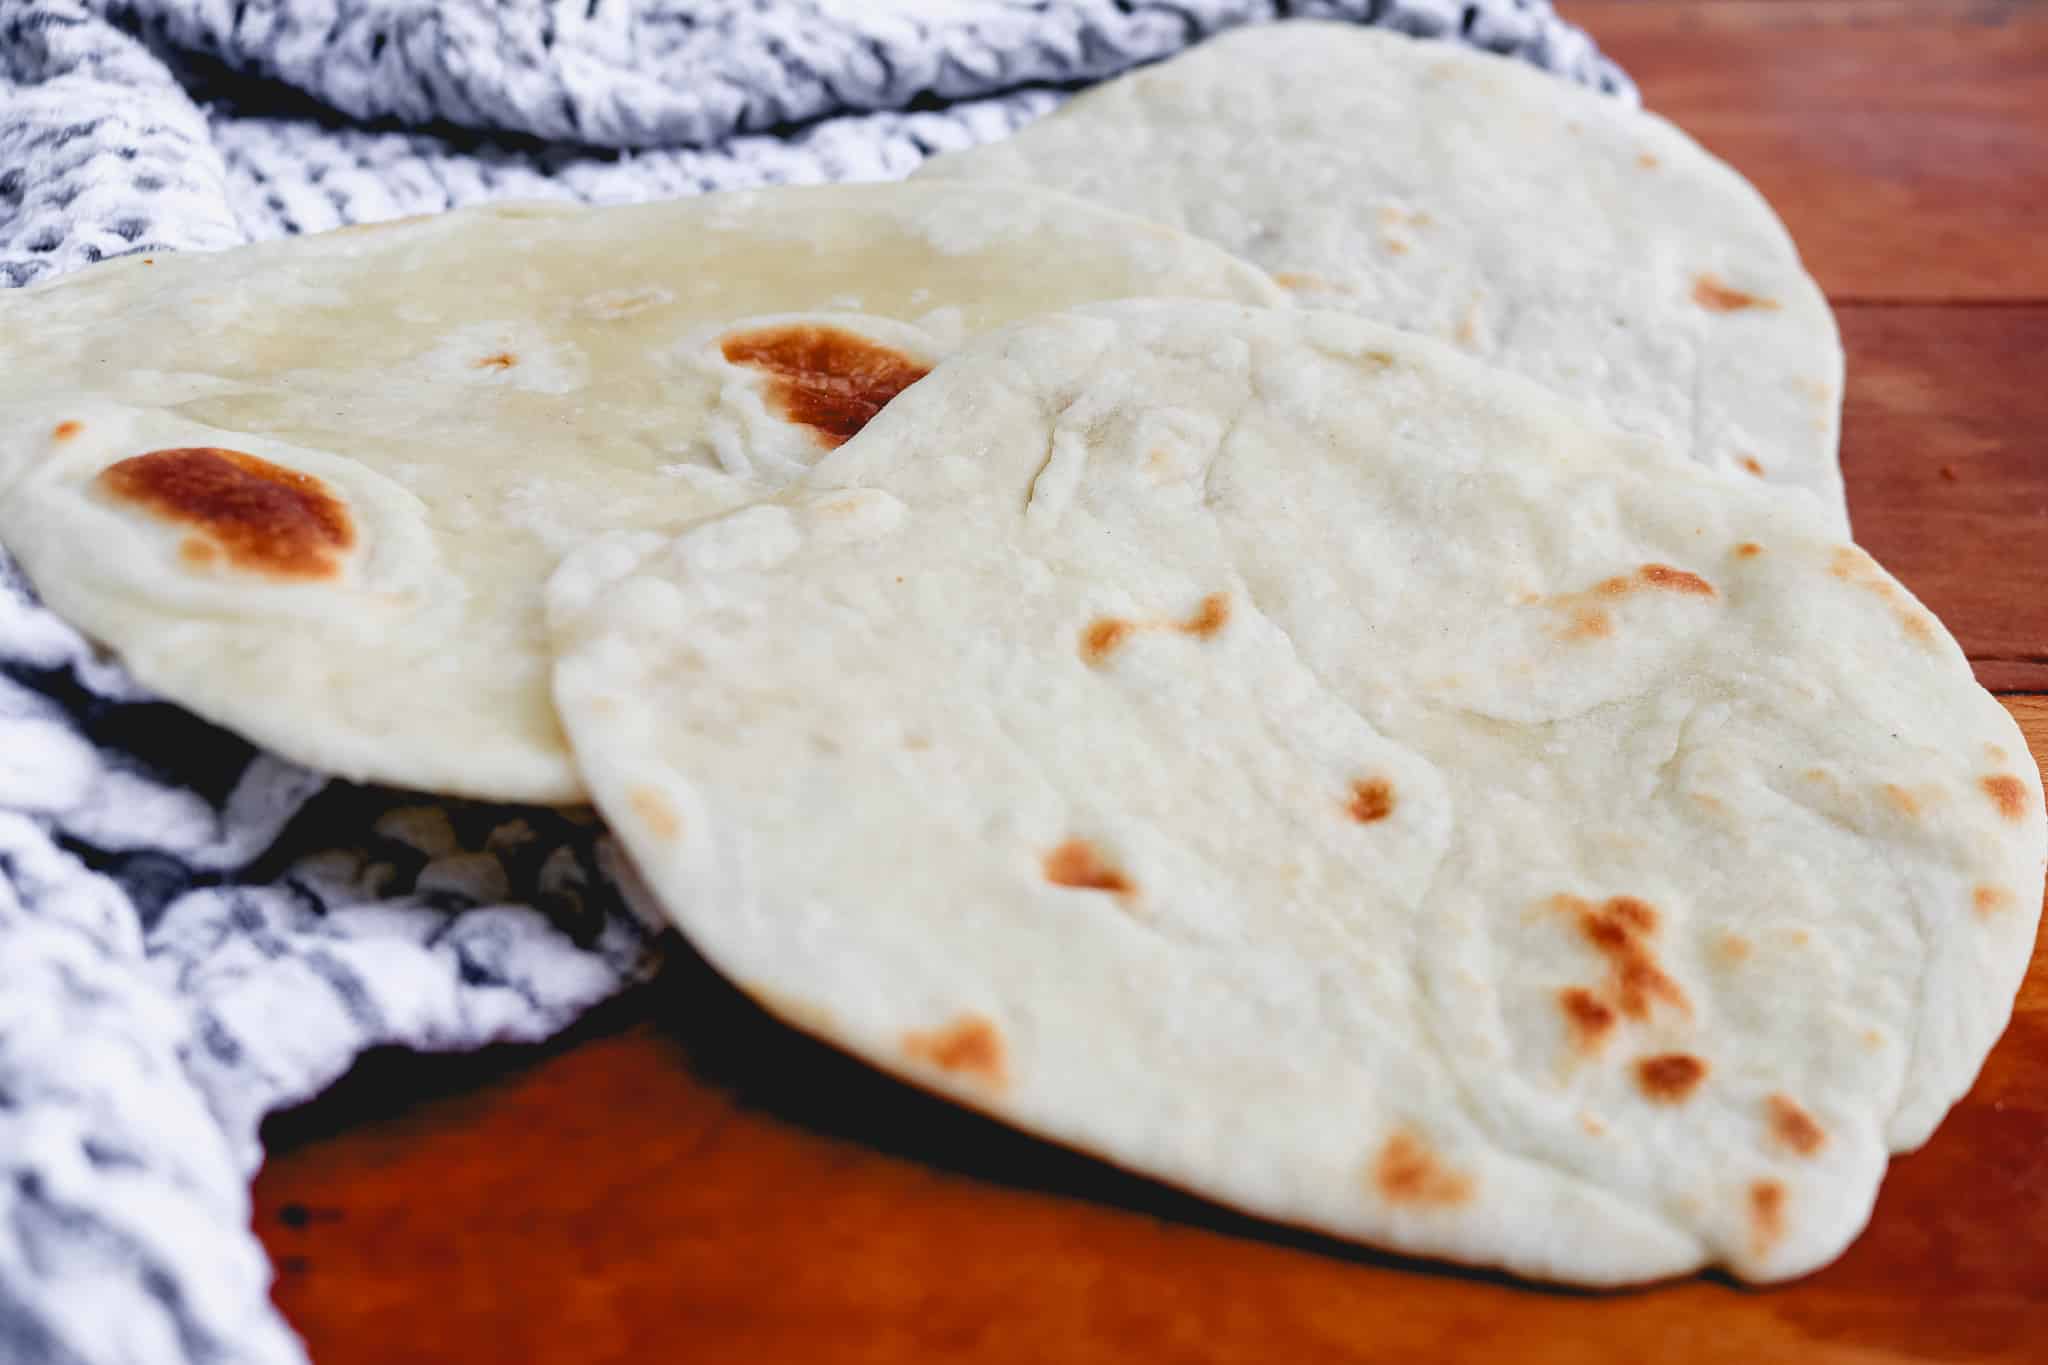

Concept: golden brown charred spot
[[1561, 606, 1613, 641], [1606, 895, 1659, 934], [1882, 783, 1921, 818], [1179, 593, 1231, 639], [52, 421, 82, 441], [1901, 614, 1937, 643], [1638, 564, 1717, 597], [1693, 274, 1781, 313], [1044, 839, 1134, 896], [1347, 777, 1396, 824], [1717, 933, 1753, 965], [1830, 547, 1906, 612], [1559, 987, 1616, 1055], [1384, 240, 1410, 256], [178, 538, 218, 568], [1080, 618, 1133, 667], [98, 447, 353, 580], [903, 1015, 1006, 1090], [1372, 1130, 1474, 1207], [1974, 884, 2013, 918], [1594, 564, 1716, 601], [1635, 1053, 1708, 1103], [1637, 152, 1660, 169], [1981, 774, 2029, 823], [1559, 894, 1690, 1022], [627, 786, 681, 841], [474, 351, 518, 370], [1749, 1179, 1787, 1256], [1739, 456, 1766, 477], [721, 324, 930, 448], [1767, 1095, 1827, 1156], [1735, 542, 1764, 559]]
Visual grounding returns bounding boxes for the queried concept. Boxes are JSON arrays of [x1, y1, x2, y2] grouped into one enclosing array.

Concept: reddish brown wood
[[1835, 306, 2048, 691], [250, 4, 2048, 1361], [1577, 0, 2048, 303]]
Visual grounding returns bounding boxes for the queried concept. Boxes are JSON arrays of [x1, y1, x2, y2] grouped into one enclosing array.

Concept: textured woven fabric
[[0, 3, 1630, 1361]]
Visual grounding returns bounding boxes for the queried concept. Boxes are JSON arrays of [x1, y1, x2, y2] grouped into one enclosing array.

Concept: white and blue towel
[[0, 4, 1630, 1361]]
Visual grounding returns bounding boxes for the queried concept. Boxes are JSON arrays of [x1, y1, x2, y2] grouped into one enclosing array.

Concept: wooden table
[[251, 3, 2048, 1360]]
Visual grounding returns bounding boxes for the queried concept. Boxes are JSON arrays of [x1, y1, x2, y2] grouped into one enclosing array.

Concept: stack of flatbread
[[3, 24, 2037, 1288]]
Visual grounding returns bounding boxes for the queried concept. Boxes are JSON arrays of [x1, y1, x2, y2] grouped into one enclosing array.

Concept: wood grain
[[1577, 0, 2048, 303], [1836, 306, 2048, 691], [250, 3, 2048, 1361]]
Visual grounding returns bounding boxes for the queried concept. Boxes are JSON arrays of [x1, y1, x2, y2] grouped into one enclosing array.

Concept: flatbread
[[916, 22, 1849, 530], [0, 185, 1281, 803], [551, 301, 2041, 1286]]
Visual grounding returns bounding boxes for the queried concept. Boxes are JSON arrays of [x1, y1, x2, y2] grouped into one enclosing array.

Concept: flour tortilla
[[916, 22, 1848, 530], [0, 185, 1280, 803], [552, 301, 2040, 1285]]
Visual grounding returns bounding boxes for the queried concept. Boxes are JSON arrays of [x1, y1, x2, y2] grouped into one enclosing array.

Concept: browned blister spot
[[1561, 606, 1613, 641], [98, 447, 353, 580], [1830, 546, 1903, 606], [1637, 152, 1660, 169], [474, 351, 517, 370], [903, 1015, 1006, 1090], [1080, 618, 1132, 666], [1636, 1053, 1708, 1103], [1180, 593, 1231, 639], [1739, 456, 1766, 477], [1717, 932, 1753, 964], [52, 421, 82, 441], [1882, 783, 1921, 818], [1735, 543, 1764, 559], [1561, 894, 1689, 1021], [1594, 565, 1715, 600], [1767, 1095, 1827, 1156], [1750, 1179, 1787, 1257], [1384, 239, 1410, 256], [1559, 987, 1616, 1056], [1693, 274, 1781, 313], [1044, 839, 1134, 896], [1638, 564, 1716, 597], [627, 786, 681, 840], [1372, 1130, 1474, 1207], [1981, 774, 2029, 823], [1974, 884, 2013, 917], [1901, 613, 1937, 643], [1347, 777, 1396, 824], [179, 538, 218, 567], [722, 324, 930, 448]]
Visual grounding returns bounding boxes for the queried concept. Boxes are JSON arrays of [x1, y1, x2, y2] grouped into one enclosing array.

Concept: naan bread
[[552, 302, 2040, 1286], [916, 22, 1848, 530], [0, 186, 1280, 803]]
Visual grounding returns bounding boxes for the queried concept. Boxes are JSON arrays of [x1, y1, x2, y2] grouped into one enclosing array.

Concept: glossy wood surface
[[251, 3, 2048, 1359]]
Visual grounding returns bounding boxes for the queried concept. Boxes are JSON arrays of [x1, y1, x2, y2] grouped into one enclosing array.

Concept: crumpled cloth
[[0, 3, 1631, 1360]]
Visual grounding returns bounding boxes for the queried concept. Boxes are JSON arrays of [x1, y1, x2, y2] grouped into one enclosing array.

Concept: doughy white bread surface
[[552, 301, 2040, 1286]]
